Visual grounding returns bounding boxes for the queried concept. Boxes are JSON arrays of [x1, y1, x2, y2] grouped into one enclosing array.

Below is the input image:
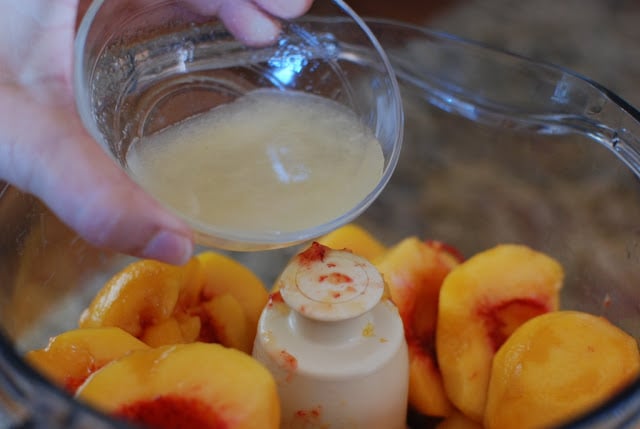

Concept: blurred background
[[348, 0, 640, 108]]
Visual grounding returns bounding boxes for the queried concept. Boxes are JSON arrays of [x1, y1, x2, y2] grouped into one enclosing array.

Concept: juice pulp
[[126, 89, 384, 236]]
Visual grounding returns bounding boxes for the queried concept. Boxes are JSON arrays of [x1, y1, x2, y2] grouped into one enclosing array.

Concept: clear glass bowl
[[2, 18, 640, 428], [73, 0, 403, 251]]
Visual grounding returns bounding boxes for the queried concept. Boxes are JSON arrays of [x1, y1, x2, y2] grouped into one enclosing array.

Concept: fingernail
[[143, 230, 193, 265]]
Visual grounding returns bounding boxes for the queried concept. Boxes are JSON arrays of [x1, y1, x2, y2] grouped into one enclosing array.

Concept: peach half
[[436, 244, 563, 422], [25, 327, 149, 393], [79, 259, 199, 338], [317, 223, 387, 262], [485, 311, 640, 429], [76, 342, 280, 429], [79, 253, 268, 354], [375, 237, 462, 417]]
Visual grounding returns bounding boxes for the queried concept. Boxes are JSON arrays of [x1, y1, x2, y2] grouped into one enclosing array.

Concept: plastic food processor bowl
[[2, 18, 640, 428]]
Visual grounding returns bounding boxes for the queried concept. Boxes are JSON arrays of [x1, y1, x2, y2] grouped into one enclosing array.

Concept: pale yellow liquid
[[126, 89, 384, 238]]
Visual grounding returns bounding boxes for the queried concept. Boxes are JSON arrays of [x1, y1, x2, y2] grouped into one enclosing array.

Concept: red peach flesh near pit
[[116, 395, 226, 429]]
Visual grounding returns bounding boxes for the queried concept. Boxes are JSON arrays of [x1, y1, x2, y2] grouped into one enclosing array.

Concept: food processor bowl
[[2, 19, 640, 428]]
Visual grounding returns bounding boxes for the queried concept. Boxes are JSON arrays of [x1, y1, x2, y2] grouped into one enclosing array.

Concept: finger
[[181, 0, 224, 16], [218, 0, 281, 46], [48, 141, 195, 265], [251, 0, 313, 19], [183, 0, 282, 46], [0, 90, 194, 265]]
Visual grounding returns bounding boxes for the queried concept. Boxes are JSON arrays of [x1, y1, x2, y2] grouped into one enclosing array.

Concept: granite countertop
[[406, 0, 640, 108]]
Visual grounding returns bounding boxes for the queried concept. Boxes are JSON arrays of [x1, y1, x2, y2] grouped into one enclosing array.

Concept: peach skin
[[436, 244, 563, 422], [376, 237, 462, 417], [485, 311, 640, 429], [76, 342, 280, 429], [25, 327, 149, 394]]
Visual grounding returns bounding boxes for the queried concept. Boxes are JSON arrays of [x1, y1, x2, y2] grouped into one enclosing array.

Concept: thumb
[[0, 92, 194, 265]]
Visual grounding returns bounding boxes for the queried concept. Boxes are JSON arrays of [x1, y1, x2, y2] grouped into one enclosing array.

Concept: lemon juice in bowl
[[126, 89, 385, 241]]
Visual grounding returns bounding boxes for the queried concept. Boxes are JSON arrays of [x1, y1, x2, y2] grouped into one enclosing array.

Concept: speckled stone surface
[[427, 0, 640, 108]]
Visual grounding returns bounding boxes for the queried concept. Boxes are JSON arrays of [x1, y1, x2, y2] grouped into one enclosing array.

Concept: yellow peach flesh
[[76, 342, 280, 429], [140, 318, 186, 347], [196, 251, 268, 341], [485, 311, 640, 429], [200, 293, 252, 354], [32, 227, 638, 429], [436, 410, 484, 429], [317, 223, 387, 261], [78, 259, 199, 336], [79, 252, 267, 354], [436, 244, 563, 421], [25, 327, 149, 393]]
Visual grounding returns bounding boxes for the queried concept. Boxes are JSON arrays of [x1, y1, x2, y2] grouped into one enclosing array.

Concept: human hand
[[185, 0, 313, 45], [0, 0, 312, 265]]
